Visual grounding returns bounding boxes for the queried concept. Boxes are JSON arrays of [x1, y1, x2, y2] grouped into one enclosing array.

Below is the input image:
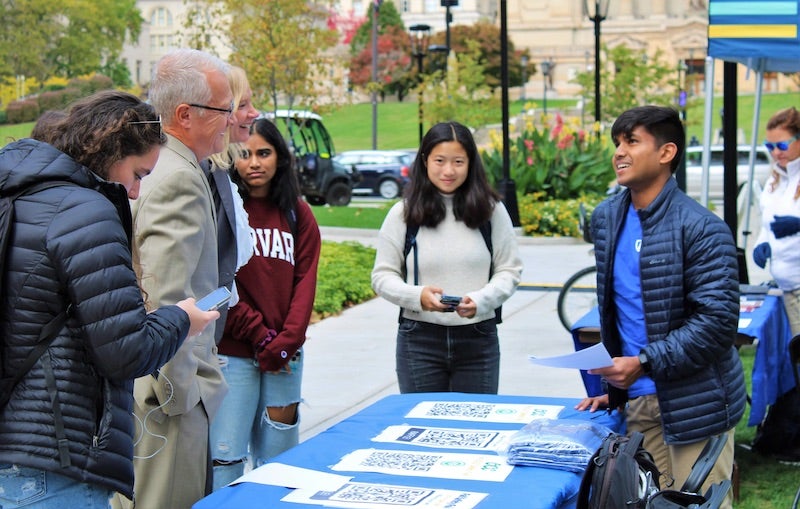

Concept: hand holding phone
[[196, 286, 232, 312], [440, 294, 461, 311]]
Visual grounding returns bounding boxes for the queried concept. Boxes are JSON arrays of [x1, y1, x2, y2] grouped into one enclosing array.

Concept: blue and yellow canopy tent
[[706, 0, 800, 254]]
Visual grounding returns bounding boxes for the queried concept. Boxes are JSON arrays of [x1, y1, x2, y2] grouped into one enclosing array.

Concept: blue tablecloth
[[570, 295, 794, 426], [193, 393, 624, 509]]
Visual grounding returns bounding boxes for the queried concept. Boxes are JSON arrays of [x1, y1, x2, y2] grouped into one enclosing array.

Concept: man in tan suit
[[112, 48, 233, 509]]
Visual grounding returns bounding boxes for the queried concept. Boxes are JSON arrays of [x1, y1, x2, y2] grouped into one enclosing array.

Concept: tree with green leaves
[[347, 1, 411, 101], [423, 39, 500, 130], [349, 1, 404, 56], [348, 25, 412, 101], [186, 0, 339, 113], [572, 44, 677, 123], [0, 0, 141, 85], [433, 21, 528, 90]]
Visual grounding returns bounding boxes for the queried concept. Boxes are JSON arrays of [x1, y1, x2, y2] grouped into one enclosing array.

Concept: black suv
[[334, 150, 413, 199], [260, 110, 360, 206]]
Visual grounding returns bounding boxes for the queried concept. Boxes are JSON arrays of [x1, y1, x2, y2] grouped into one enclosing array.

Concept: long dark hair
[[404, 121, 498, 228], [230, 118, 301, 213]]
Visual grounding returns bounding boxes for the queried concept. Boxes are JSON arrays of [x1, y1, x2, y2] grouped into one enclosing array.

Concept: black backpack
[[402, 221, 501, 323], [577, 432, 661, 509], [0, 181, 71, 409], [751, 386, 800, 461]]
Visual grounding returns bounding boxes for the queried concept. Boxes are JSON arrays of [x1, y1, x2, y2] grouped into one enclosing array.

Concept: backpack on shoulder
[[577, 431, 661, 509]]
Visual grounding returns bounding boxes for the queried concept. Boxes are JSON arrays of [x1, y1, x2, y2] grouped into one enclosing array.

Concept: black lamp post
[[520, 55, 528, 109], [584, 0, 610, 122], [540, 58, 553, 115], [441, 1, 458, 70], [677, 60, 688, 122], [409, 24, 432, 144]]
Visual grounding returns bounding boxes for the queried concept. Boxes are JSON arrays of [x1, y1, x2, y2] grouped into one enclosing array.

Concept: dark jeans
[[396, 317, 499, 394]]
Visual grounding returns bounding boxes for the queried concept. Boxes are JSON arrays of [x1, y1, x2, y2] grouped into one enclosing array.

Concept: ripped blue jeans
[[209, 351, 303, 491]]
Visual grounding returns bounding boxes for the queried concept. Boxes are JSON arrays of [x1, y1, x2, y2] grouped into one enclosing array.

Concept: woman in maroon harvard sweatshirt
[[209, 118, 321, 489]]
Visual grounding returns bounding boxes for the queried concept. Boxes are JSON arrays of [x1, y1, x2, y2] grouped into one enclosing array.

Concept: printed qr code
[[415, 429, 497, 448], [329, 484, 432, 505], [425, 402, 493, 418], [362, 451, 441, 471]]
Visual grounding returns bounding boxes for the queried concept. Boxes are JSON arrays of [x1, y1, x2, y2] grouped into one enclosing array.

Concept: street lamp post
[[540, 58, 553, 115], [441, 1, 458, 72], [677, 60, 688, 122], [584, 0, 610, 122], [520, 55, 528, 109], [409, 24, 432, 144]]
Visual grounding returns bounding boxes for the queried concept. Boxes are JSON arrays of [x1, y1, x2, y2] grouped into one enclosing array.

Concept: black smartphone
[[196, 286, 232, 312], [440, 295, 462, 307]]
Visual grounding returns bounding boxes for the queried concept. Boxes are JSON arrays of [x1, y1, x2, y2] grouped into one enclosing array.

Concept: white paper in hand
[[528, 343, 614, 370]]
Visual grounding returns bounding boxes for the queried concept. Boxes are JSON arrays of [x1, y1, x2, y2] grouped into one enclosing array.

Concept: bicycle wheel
[[557, 266, 598, 333]]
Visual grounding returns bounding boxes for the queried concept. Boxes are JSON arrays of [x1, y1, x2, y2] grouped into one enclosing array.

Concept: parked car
[[334, 150, 413, 199], [259, 110, 360, 206], [685, 144, 773, 203]]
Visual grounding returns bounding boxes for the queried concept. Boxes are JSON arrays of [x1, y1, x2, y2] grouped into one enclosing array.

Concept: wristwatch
[[638, 351, 652, 374]]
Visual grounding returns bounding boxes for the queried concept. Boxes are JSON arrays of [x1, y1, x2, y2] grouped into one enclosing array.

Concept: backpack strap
[[286, 206, 298, 240], [477, 221, 503, 324], [398, 223, 420, 322], [0, 307, 68, 408], [576, 435, 605, 509]]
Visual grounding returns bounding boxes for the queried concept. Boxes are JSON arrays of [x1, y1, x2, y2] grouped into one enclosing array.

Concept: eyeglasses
[[188, 101, 234, 117], [764, 134, 799, 152]]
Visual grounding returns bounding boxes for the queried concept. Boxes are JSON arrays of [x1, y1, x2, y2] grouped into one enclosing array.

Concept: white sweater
[[371, 195, 523, 325], [755, 157, 800, 291]]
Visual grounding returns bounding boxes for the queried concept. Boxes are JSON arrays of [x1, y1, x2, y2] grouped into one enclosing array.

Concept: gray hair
[[149, 48, 230, 125]]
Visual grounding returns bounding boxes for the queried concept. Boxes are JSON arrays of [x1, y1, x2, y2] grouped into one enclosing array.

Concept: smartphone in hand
[[440, 295, 461, 311], [196, 287, 231, 312]]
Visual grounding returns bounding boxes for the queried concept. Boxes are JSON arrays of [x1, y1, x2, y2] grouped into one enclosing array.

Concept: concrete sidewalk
[[299, 227, 771, 442], [299, 228, 596, 441]]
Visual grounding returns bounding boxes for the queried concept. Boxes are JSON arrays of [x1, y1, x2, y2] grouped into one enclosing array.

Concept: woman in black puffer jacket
[[0, 90, 219, 507]]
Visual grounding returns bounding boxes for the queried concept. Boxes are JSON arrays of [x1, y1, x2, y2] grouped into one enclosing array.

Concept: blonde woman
[[753, 106, 800, 334]]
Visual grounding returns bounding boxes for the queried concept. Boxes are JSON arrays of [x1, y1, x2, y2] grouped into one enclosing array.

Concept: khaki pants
[[112, 402, 209, 509], [782, 288, 800, 337], [627, 394, 735, 509]]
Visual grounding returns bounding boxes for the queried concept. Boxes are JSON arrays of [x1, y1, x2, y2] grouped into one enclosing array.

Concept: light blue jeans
[[209, 351, 303, 490], [0, 464, 111, 508]]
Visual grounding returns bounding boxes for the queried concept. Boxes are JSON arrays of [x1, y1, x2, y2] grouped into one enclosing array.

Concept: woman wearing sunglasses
[[753, 106, 800, 335]]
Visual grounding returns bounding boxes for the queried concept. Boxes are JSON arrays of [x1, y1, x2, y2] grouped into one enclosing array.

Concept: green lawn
[[323, 98, 577, 152], [6, 92, 800, 152], [1, 122, 34, 145], [310, 200, 394, 229]]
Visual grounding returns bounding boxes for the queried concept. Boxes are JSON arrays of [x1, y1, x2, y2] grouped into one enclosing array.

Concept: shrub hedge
[[313, 240, 377, 320]]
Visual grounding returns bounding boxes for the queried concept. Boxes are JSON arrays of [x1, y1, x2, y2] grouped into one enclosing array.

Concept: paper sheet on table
[[405, 401, 564, 423], [331, 448, 513, 482], [528, 342, 614, 370], [281, 481, 487, 509], [231, 462, 351, 490], [372, 424, 516, 451]]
